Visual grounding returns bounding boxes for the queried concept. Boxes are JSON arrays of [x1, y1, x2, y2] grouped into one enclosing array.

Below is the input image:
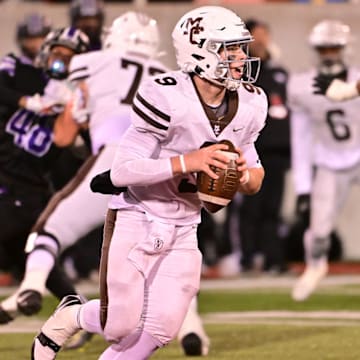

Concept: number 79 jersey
[[289, 67, 360, 171], [69, 48, 168, 154]]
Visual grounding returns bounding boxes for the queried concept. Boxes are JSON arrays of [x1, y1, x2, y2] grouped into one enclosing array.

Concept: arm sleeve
[[110, 78, 174, 187], [110, 125, 173, 187], [68, 54, 90, 83]]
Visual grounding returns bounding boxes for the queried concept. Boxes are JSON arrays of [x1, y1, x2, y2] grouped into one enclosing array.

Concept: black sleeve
[[0, 70, 24, 108]]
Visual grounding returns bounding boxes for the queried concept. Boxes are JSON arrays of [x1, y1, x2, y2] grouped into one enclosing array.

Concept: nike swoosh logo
[[233, 127, 244, 132]]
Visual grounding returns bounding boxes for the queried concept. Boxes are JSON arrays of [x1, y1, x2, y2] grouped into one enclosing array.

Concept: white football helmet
[[309, 20, 350, 48], [103, 11, 160, 58], [172, 6, 260, 91], [309, 20, 351, 76]]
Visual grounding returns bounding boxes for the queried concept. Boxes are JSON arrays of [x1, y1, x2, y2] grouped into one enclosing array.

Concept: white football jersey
[[69, 49, 168, 154], [109, 70, 267, 224], [289, 67, 360, 194]]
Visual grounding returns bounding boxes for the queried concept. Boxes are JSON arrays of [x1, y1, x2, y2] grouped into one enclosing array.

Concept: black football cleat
[[0, 306, 14, 324], [17, 289, 43, 316], [181, 332, 203, 356]]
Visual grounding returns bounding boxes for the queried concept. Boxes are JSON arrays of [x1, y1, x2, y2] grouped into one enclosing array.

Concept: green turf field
[[1, 283, 360, 359]]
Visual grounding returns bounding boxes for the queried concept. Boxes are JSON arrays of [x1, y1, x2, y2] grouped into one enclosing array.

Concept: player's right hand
[[183, 143, 230, 179]]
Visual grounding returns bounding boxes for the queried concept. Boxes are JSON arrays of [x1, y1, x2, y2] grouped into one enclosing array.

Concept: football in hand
[[196, 140, 240, 213]]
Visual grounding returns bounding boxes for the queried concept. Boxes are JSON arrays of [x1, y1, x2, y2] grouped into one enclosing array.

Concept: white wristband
[[240, 169, 250, 185], [179, 154, 187, 174]]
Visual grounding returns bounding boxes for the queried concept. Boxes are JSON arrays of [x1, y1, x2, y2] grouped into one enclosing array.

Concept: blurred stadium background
[[0, 0, 358, 258], [1, 1, 360, 359]]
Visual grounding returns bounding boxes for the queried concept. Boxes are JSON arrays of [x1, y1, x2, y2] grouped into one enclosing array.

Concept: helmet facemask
[[205, 40, 260, 91], [315, 46, 346, 77]]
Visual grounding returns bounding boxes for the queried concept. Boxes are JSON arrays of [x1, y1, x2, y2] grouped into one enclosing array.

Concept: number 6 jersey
[[288, 67, 360, 195]]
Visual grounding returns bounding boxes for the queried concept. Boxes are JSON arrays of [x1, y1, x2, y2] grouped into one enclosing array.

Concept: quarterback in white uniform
[[290, 20, 360, 301], [31, 6, 267, 360]]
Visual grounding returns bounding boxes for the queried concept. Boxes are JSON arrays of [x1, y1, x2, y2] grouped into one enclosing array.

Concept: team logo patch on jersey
[[153, 237, 164, 251]]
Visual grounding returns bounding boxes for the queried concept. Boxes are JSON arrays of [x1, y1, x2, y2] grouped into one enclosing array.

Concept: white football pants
[[99, 208, 202, 346], [305, 163, 360, 262]]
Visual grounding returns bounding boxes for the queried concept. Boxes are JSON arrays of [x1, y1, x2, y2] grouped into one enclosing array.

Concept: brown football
[[197, 140, 240, 213]]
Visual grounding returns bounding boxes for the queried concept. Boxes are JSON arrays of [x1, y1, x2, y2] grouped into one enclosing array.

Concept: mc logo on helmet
[[183, 17, 204, 46]]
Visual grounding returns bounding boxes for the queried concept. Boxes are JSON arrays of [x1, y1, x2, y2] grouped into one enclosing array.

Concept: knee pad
[[25, 231, 60, 259]]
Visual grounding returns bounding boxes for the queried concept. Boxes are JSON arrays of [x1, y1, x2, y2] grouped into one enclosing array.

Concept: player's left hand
[[313, 74, 333, 95]]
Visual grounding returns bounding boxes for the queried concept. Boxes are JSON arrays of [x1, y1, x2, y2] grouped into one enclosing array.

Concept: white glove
[[43, 79, 73, 106], [71, 88, 89, 124], [24, 94, 48, 113], [326, 79, 359, 102]]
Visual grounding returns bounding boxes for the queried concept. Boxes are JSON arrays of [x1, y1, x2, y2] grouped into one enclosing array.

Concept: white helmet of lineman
[[103, 11, 160, 58], [309, 20, 350, 49], [172, 6, 260, 91], [308, 20, 351, 76]]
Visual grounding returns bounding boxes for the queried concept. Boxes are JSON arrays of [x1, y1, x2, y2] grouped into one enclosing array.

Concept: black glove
[[313, 74, 334, 95], [90, 170, 127, 195], [296, 194, 310, 227]]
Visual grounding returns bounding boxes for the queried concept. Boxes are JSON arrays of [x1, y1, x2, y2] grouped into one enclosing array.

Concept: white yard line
[[205, 310, 360, 321], [1, 275, 360, 334], [200, 274, 360, 290], [1, 274, 360, 297], [0, 319, 43, 333], [1, 311, 360, 334]]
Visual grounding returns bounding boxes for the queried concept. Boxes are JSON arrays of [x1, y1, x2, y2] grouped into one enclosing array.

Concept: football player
[[69, 0, 105, 51], [31, 6, 267, 360], [15, 13, 52, 63], [289, 20, 360, 301], [0, 26, 89, 320]]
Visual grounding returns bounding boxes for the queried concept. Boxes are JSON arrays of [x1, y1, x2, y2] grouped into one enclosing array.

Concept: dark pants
[[239, 155, 289, 271], [0, 184, 76, 299], [0, 187, 48, 276]]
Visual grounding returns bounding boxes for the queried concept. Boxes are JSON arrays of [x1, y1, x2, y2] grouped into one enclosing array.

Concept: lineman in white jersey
[[0, 11, 166, 325], [31, 6, 267, 360], [290, 20, 360, 301]]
